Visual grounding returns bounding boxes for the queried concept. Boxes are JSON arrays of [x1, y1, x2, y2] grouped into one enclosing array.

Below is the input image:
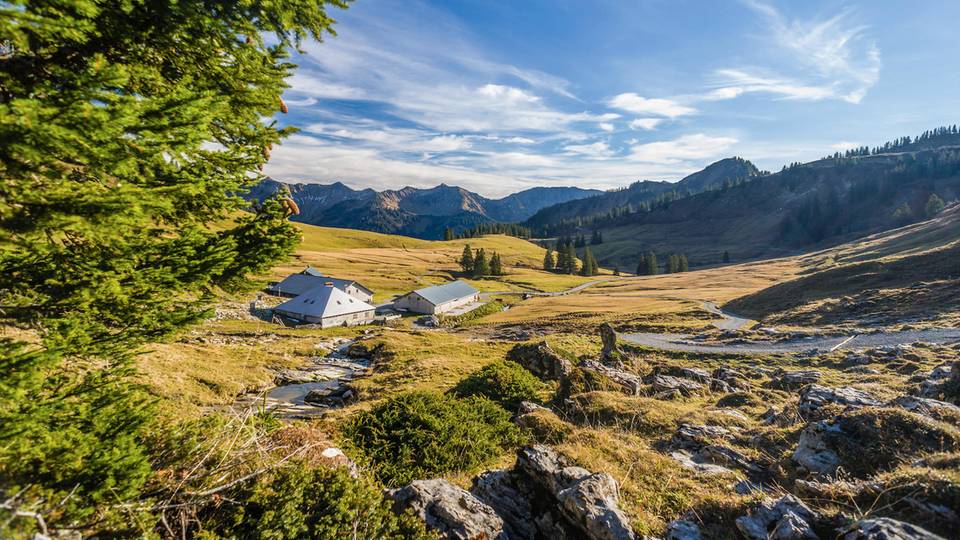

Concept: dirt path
[[621, 328, 960, 355]]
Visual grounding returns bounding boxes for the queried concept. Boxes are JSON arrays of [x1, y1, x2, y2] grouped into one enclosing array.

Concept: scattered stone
[[735, 495, 820, 540], [841, 517, 946, 540], [580, 359, 643, 396], [695, 445, 760, 473], [712, 366, 752, 390], [793, 420, 843, 475], [387, 479, 507, 540], [518, 401, 549, 416], [772, 370, 822, 390], [734, 479, 764, 495], [274, 368, 328, 385], [507, 341, 574, 381], [844, 366, 880, 375], [798, 385, 881, 416], [666, 519, 703, 540], [557, 472, 637, 540], [915, 363, 954, 398], [651, 375, 703, 398], [678, 367, 711, 383]]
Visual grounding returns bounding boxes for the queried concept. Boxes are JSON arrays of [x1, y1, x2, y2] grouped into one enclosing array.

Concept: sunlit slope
[[277, 224, 606, 301], [726, 204, 960, 326]]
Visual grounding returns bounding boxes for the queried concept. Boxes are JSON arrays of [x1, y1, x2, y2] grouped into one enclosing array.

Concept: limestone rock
[[841, 517, 946, 540], [669, 451, 735, 476], [580, 360, 643, 396], [735, 495, 820, 540], [672, 424, 733, 448], [798, 385, 880, 416], [651, 375, 703, 398], [599, 322, 625, 367], [557, 472, 636, 540], [471, 470, 537, 540], [387, 479, 507, 540], [507, 341, 573, 381], [888, 395, 960, 422]]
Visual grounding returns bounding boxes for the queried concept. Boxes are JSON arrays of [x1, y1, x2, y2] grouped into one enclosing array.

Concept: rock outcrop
[[470, 445, 636, 540], [772, 370, 822, 390], [579, 360, 643, 396], [798, 385, 881, 416], [735, 495, 820, 540], [387, 479, 507, 540], [599, 323, 625, 368]]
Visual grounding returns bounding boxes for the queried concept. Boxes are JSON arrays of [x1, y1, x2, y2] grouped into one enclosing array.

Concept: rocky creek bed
[[233, 337, 370, 419]]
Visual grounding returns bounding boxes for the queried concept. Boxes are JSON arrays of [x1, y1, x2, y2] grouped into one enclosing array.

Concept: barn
[[267, 267, 374, 303], [393, 280, 480, 315], [273, 282, 376, 327]]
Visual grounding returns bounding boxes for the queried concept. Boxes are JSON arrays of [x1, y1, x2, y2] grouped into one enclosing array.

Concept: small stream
[[234, 338, 370, 419]]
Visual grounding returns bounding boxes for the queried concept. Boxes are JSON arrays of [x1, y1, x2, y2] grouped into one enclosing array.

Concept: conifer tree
[[646, 251, 659, 275], [636, 254, 647, 276], [667, 254, 679, 273], [679, 254, 689, 272], [460, 244, 474, 272], [580, 247, 599, 276], [490, 252, 503, 276], [444, 227, 455, 241], [722, 250, 731, 264], [565, 243, 579, 274], [543, 248, 555, 272], [0, 0, 346, 532], [925, 193, 946, 217], [473, 248, 489, 277]]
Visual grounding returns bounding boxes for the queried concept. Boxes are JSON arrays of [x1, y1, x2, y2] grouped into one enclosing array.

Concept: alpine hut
[[393, 280, 480, 315], [273, 282, 376, 327], [267, 267, 374, 302]]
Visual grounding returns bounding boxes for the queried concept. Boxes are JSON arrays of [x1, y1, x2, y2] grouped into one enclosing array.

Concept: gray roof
[[410, 280, 478, 306], [275, 284, 375, 319], [268, 269, 373, 297]]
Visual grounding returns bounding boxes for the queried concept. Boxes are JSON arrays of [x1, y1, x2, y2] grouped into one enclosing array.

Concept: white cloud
[[629, 118, 663, 131], [628, 134, 737, 164], [608, 93, 697, 118], [708, 68, 834, 101], [598, 122, 615, 132]]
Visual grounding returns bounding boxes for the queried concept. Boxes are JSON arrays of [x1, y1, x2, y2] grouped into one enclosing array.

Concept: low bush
[[452, 360, 545, 411], [342, 391, 525, 486], [202, 461, 432, 539]]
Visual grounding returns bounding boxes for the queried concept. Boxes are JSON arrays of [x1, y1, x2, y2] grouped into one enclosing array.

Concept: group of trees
[[824, 125, 960, 161], [635, 252, 689, 275], [444, 222, 531, 240], [460, 245, 505, 277]]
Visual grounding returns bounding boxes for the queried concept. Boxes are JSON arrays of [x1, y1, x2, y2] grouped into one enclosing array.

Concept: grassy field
[[276, 224, 607, 301]]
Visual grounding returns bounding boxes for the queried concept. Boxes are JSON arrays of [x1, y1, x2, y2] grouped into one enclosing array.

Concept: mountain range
[[247, 180, 601, 239]]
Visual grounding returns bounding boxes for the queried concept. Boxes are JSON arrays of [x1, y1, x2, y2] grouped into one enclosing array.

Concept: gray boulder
[[672, 424, 733, 449], [387, 479, 507, 540], [507, 341, 573, 381], [599, 322, 626, 367], [888, 395, 960, 422], [735, 495, 820, 540], [798, 385, 880, 416], [471, 470, 537, 540], [841, 517, 946, 540]]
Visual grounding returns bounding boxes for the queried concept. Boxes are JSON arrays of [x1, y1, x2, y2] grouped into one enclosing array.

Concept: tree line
[[541, 235, 600, 276], [460, 245, 505, 277], [445, 222, 532, 240], [635, 252, 689, 275]]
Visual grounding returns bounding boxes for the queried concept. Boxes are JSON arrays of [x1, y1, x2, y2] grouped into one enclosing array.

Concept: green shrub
[[452, 360, 545, 411], [205, 461, 432, 540], [343, 391, 525, 486]]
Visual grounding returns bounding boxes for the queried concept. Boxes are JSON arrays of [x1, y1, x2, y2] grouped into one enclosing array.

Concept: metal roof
[[268, 270, 373, 297], [274, 284, 375, 319], [410, 280, 478, 306]]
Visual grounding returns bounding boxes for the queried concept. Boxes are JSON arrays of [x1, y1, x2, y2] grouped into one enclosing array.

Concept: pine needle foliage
[[0, 0, 346, 534]]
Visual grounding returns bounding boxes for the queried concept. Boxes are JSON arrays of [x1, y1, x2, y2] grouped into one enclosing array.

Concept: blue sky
[[264, 0, 960, 198]]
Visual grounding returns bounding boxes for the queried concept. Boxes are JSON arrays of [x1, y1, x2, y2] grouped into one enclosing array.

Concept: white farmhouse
[[267, 267, 374, 303], [394, 280, 480, 315], [273, 282, 376, 327]]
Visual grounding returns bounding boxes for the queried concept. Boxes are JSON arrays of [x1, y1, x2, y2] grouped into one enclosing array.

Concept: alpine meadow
[[3, 1, 960, 539]]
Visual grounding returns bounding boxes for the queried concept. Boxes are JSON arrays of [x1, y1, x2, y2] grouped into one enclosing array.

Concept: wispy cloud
[[629, 118, 663, 131], [713, 1, 881, 103], [628, 134, 738, 164]]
